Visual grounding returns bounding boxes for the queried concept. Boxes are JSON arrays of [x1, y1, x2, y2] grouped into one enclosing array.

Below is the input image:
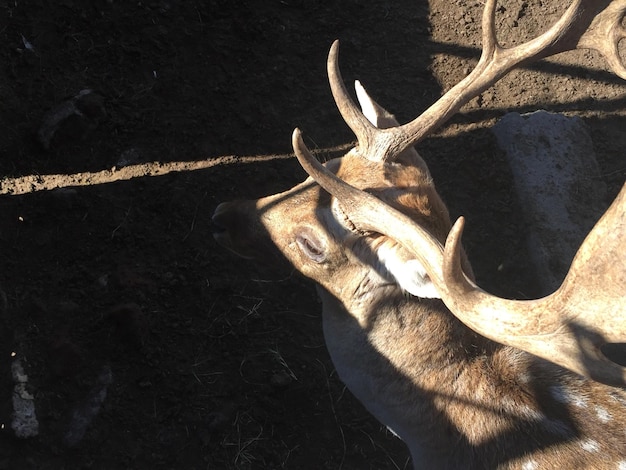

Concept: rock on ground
[[492, 111, 607, 295]]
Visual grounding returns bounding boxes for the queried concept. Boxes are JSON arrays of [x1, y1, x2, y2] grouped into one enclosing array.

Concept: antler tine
[[442, 217, 474, 298], [480, 0, 499, 57], [327, 41, 395, 162], [328, 0, 626, 163]]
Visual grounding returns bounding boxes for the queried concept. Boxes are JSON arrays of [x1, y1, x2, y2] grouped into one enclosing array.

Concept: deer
[[212, 0, 626, 468]]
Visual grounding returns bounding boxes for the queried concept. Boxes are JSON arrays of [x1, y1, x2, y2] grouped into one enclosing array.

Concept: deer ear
[[376, 243, 441, 299], [355, 80, 399, 129], [394, 259, 441, 299]]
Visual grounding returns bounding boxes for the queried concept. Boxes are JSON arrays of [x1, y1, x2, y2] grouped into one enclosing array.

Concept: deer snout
[[212, 201, 263, 260], [212, 202, 236, 236]]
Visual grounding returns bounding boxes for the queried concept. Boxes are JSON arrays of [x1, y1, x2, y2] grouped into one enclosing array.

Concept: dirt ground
[[0, 1, 624, 469]]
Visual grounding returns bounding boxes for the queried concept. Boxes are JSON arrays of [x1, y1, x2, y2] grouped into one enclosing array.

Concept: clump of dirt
[[0, 1, 624, 469]]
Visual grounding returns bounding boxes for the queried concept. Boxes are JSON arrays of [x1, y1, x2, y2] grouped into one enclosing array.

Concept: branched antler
[[329, 0, 626, 162]]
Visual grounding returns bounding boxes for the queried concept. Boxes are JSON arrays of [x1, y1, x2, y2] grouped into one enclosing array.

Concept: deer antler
[[293, 129, 626, 387], [330, 0, 626, 162]]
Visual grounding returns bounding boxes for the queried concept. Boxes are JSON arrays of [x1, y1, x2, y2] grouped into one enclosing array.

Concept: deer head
[[213, 115, 455, 300], [213, 0, 626, 467]]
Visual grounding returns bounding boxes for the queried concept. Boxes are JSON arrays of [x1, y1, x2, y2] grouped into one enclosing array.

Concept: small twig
[[0, 285, 7, 316], [269, 348, 298, 381], [317, 359, 347, 469], [111, 205, 132, 239], [182, 190, 207, 241]]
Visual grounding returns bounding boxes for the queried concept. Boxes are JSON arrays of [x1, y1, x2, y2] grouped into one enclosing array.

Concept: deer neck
[[316, 281, 499, 444]]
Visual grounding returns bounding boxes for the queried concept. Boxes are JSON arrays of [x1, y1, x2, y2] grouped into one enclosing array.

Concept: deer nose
[[212, 201, 245, 242], [211, 201, 259, 260], [211, 202, 231, 235]]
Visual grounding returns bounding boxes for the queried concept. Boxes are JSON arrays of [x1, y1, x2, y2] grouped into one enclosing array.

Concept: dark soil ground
[[0, 1, 624, 469]]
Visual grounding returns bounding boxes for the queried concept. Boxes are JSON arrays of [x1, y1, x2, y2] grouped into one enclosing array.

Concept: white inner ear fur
[[355, 80, 399, 128], [376, 242, 441, 299]]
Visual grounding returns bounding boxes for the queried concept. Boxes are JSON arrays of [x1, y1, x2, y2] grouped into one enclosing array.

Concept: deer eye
[[296, 228, 327, 263]]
